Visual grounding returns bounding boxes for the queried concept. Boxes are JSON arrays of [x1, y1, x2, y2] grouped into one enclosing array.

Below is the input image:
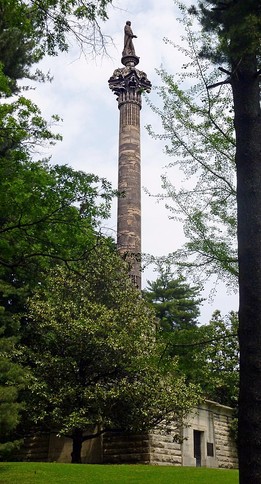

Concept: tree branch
[[207, 78, 231, 90], [218, 66, 232, 76], [0, 204, 72, 234]]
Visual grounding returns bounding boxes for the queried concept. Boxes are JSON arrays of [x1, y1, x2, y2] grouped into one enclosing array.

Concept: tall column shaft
[[109, 52, 151, 289], [118, 99, 141, 288]]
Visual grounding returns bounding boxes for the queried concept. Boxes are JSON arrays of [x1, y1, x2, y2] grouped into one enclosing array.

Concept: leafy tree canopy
[[0, 316, 27, 458], [0, 0, 113, 93], [0, 0, 115, 454], [143, 263, 202, 332], [146, 5, 237, 286], [18, 244, 201, 462], [164, 310, 239, 407], [0, 73, 116, 455], [193, 0, 261, 63]]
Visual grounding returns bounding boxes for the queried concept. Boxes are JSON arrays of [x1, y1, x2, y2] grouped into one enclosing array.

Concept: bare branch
[[218, 66, 232, 76], [207, 78, 231, 89]]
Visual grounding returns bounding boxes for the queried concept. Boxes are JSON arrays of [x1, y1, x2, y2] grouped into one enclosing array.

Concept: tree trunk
[[232, 54, 261, 483], [71, 428, 83, 464]]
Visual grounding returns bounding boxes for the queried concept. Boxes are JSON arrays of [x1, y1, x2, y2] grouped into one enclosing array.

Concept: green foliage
[[165, 310, 239, 407], [146, 4, 237, 284], [0, 0, 113, 93], [0, 87, 115, 451], [0, 55, 115, 304], [0, 307, 27, 459], [28, 0, 112, 57], [0, 155, 115, 456], [0, 95, 62, 158], [143, 264, 202, 331], [0, 125, 115, 332], [194, 0, 261, 63], [0, 0, 42, 93], [0, 4, 116, 450], [19, 246, 200, 440], [0, 156, 114, 273], [143, 259, 238, 407], [0, 0, 116, 458]]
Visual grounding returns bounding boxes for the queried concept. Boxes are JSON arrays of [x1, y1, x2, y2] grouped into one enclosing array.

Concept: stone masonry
[[102, 401, 238, 468], [13, 402, 238, 468]]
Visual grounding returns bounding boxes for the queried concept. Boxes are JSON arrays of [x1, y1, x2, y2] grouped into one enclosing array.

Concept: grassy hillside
[[0, 463, 239, 483]]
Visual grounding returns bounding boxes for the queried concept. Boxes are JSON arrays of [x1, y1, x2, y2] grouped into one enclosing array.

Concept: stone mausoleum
[[16, 401, 238, 468]]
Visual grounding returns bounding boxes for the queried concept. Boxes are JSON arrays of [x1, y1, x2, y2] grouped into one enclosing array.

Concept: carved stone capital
[[108, 65, 151, 104]]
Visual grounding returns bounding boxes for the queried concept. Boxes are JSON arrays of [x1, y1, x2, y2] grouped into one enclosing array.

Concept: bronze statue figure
[[122, 21, 137, 56]]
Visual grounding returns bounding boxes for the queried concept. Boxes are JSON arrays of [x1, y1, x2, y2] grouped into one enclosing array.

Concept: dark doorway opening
[[194, 430, 203, 467]]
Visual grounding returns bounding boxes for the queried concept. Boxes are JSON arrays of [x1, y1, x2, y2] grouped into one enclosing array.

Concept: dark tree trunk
[[232, 54, 261, 483], [71, 428, 83, 464]]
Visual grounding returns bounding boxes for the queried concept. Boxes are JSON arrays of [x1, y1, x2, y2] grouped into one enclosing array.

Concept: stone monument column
[[108, 22, 151, 289]]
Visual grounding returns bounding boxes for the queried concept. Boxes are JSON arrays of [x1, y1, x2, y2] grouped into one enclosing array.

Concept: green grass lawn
[[0, 463, 239, 484]]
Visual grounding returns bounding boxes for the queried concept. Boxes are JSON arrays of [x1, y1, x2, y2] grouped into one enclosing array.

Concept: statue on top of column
[[122, 21, 137, 56]]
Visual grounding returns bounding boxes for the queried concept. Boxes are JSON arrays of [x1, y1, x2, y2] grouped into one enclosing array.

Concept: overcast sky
[[27, 0, 238, 323]]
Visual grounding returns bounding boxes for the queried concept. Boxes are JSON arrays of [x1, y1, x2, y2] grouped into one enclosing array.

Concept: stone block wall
[[12, 433, 50, 462], [213, 408, 238, 468], [149, 432, 182, 466], [11, 402, 238, 468], [12, 428, 103, 464], [102, 431, 182, 466], [102, 401, 238, 469], [103, 432, 150, 464]]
